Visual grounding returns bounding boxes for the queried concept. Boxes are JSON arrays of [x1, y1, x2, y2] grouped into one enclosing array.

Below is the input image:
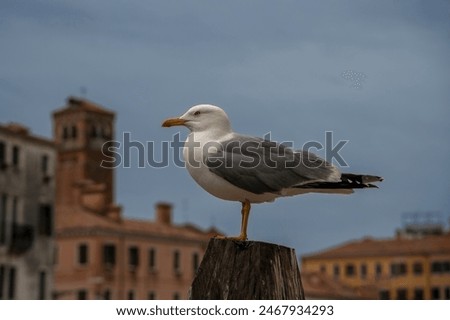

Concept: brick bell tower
[[53, 96, 119, 223]]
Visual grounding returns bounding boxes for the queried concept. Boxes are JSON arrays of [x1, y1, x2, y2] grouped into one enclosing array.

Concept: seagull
[[162, 104, 382, 241]]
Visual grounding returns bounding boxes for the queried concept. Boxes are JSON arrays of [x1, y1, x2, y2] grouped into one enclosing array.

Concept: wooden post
[[190, 238, 305, 299]]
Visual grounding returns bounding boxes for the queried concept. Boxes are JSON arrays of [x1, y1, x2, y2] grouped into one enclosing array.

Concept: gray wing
[[205, 135, 340, 194]]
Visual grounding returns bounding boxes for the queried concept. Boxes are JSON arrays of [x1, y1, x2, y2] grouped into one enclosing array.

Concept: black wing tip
[[297, 173, 383, 190], [342, 173, 383, 184]]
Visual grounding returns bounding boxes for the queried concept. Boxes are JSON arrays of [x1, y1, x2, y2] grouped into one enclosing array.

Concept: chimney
[[155, 202, 172, 225]]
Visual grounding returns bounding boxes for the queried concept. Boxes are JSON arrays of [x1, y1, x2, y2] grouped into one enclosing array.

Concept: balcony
[[9, 223, 34, 254]]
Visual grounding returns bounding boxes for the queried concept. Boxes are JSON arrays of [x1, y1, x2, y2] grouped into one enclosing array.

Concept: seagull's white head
[[162, 104, 232, 134]]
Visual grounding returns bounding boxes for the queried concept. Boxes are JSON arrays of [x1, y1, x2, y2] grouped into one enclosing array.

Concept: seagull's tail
[[295, 173, 383, 190]]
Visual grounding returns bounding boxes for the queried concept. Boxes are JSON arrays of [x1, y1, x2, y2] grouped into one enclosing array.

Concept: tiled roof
[[0, 123, 55, 148], [57, 209, 220, 242], [53, 96, 115, 116], [302, 233, 450, 260], [122, 218, 219, 240], [301, 271, 377, 299]]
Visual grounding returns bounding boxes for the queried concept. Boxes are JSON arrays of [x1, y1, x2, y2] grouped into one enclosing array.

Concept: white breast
[[182, 132, 277, 203]]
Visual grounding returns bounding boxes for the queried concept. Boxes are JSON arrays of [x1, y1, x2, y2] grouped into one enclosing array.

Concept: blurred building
[[301, 271, 376, 299], [301, 221, 450, 300], [0, 123, 55, 299], [53, 97, 218, 300]]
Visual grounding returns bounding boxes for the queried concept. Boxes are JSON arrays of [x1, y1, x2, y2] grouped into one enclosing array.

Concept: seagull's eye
[[193, 111, 201, 116]]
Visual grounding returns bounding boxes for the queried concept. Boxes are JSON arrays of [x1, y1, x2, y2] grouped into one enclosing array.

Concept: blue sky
[[1, 0, 449, 256]]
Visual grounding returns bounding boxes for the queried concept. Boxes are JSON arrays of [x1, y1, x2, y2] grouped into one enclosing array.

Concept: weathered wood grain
[[190, 238, 304, 300]]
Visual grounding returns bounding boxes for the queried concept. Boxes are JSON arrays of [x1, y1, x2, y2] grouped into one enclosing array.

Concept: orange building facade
[[301, 232, 450, 300], [53, 97, 218, 299]]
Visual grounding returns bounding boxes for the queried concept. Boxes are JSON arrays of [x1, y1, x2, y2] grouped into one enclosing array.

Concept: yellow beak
[[161, 117, 188, 127]]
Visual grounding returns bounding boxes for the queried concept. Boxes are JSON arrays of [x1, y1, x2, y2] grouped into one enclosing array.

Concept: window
[[431, 261, 450, 274], [148, 248, 156, 270], [38, 271, 46, 300], [360, 264, 367, 279], [431, 262, 442, 273], [38, 204, 53, 236], [375, 263, 382, 278], [445, 287, 450, 300], [10, 197, 18, 245], [41, 155, 49, 174], [396, 288, 407, 300], [77, 290, 87, 300], [413, 262, 423, 275], [71, 125, 77, 139], [193, 253, 200, 274], [129, 246, 139, 267], [345, 264, 355, 277], [103, 290, 111, 300], [148, 291, 156, 300], [12, 146, 19, 167], [103, 245, 116, 266], [391, 263, 407, 276], [0, 194, 6, 245], [414, 288, 424, 300], [11, 196, 18, 226], [8, 267, 16, 299], [78, 244, 88, 265], [173, 250, 180, 272], [173, 292, 180, 300], [90, 126, 98, 138], [62, 127, 68, 140], [379, 290, 390, 300], [444, 262, 450, 273], [0, 265, 4, 300], [333, 265, 340, 278], [320, 265, 326, 273], [431, 287, 440, 300], [128, 290, 135, 300], [0, 141, 5, 167]]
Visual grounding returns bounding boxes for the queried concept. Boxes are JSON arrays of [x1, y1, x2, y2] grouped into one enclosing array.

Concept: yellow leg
[[215, 199, 251, 241], [239, 200, 251, 240]]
